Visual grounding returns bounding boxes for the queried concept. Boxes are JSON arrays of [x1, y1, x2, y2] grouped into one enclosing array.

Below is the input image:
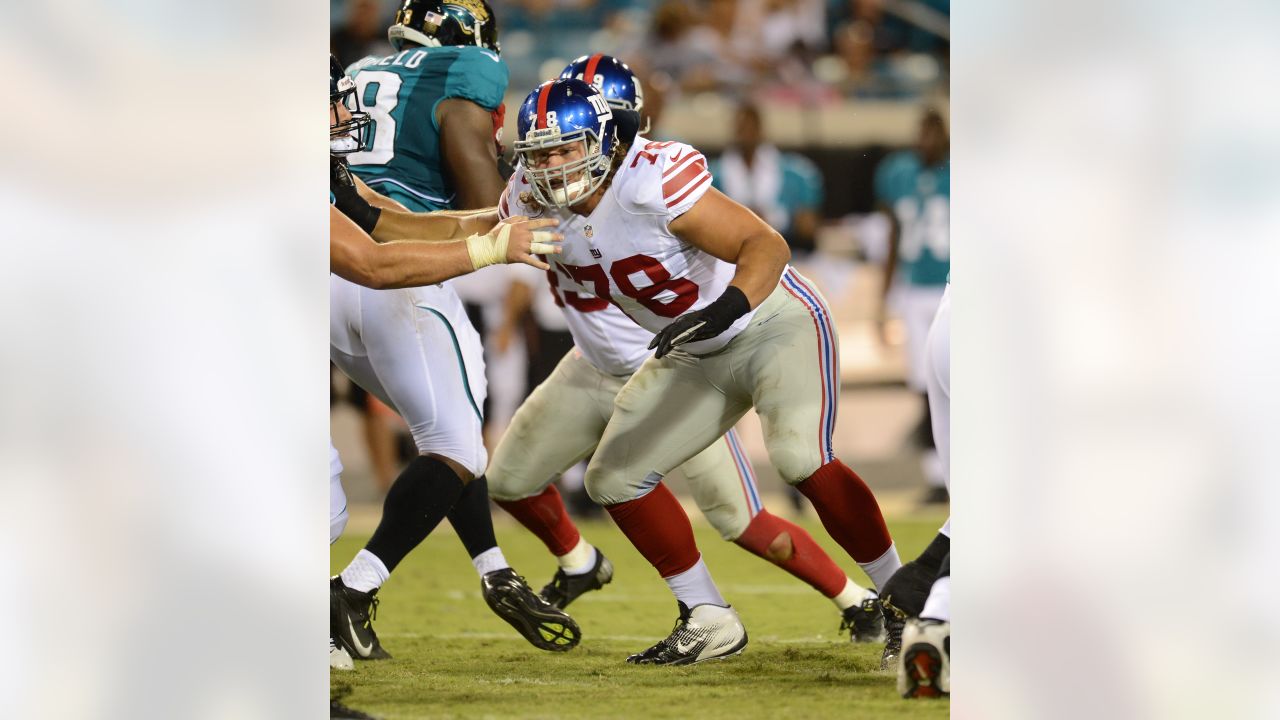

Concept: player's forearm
[[729, 229, 791, 308], [372, 207, 464, 244], [359, 241, 474, 288]]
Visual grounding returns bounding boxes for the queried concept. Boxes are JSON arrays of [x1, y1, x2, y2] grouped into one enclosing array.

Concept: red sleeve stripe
[[665, 172, 711, 208], [583, 53, 604, 84], [535, 83, 553, 129], [662, 151, 703, 180], [662, 158, 708, 199]]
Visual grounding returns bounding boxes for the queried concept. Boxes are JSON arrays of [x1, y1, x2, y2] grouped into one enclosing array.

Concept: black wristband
[[331, 161, 382, 234], [704, 286, 751, 327]]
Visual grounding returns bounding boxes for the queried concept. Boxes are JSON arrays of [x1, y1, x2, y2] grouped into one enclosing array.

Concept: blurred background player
[[489, 53, 885, 645], [331, 23, 582, 659], [897, 281, 949, 698], [711, 102, 823, 261], [508, 78, 901, 665], [876, 108, 950, 505]]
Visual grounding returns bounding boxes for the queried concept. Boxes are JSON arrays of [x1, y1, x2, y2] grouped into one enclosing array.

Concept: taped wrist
[[703, 286, 750, 329], [465, 222, 513, 270]]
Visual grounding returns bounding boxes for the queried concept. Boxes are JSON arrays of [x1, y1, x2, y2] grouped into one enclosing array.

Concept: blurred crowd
[[331, 0, 947, 102]]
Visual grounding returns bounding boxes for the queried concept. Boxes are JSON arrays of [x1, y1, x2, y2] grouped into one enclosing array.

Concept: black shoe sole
[[486, 595, 581, 652], [901, 642, 948, 698]]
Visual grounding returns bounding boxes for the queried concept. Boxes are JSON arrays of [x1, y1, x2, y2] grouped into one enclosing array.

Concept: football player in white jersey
[[501, 78, 902, 665], [328, 55, 579, 665], [486, 54, 887, 645]]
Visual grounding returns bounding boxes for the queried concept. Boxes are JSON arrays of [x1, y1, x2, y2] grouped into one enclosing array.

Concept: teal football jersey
[[874, 151, 950, 286], [345, 46, 508, 213]]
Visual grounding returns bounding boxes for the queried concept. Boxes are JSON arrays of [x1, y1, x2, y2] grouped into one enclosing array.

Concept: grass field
[[331, 512, 950, 719]]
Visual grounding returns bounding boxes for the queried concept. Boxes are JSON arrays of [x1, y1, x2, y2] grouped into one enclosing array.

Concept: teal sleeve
[[708, 159, 724, 192], [785, 154, 823, 209], [874, 151, 908, 204], [444, 48, 509, 111]]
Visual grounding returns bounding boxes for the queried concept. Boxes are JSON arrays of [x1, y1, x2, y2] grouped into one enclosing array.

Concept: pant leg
[[737, 272, 839, 484], [487, 350, 618, 501], [585, 350, 751, 506], [350, 283, 489, 477], [676, 428, 763, 541], [926, 285, 951, 536], [330, 438, 348, 545]]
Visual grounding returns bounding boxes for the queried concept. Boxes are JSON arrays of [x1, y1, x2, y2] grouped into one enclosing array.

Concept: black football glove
[[649, 286, 750, 359], [331, 157, 381, 234]]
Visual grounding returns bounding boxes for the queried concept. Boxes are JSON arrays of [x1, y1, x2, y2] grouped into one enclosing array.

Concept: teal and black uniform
[[345, 46, 508, 212], [875, 151, 950, 287]]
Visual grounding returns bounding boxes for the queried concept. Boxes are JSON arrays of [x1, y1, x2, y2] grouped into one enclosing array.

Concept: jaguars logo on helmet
[[389, 0, 500, 54], [330, 54, 371, 157], [514, 79, 618, 208]]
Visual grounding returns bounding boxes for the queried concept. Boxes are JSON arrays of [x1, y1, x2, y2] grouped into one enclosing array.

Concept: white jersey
[[501, 136, 757, 356]]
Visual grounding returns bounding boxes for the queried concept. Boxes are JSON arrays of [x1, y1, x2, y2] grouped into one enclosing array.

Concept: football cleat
[[540, 549, 614, 609], [840, 594, 887, 643], [330, 637, 354, 671], [880, 603, 907, 670], [626, 602, 748, 666], [331, 576, 392, 660], [482, 568, 581, 652], [898, 618, 950, 698]]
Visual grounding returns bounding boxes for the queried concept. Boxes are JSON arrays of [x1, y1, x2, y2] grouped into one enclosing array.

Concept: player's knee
[[766, 531, 794, 563], [769, 446, 820, 486], [330, 506, 349, 545], [706, 505, 751, 542], [584, 465, 643, 506], [486, 469, 541, 502]]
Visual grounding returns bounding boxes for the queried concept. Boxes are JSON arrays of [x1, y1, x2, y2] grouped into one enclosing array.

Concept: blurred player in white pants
[[897, 283, 950, 699]]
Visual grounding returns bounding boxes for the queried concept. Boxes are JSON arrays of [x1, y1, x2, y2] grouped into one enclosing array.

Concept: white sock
[[858, 543, 902, 591], [921, 575, 951, 622], [472, 547, 510, 576], [664, 557, 726, 609], [831, 577, 874, 611], [340, 549, 390, 593], [557, 537, 597, 576]]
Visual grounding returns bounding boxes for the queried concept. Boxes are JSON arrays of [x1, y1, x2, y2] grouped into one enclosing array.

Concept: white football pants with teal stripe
[[330, 275, 488, 477]]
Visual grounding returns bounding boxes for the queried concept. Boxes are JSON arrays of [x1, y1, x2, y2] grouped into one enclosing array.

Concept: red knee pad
[[606, 482, 700, 578], [495, 485, 580, 556], [735, 511, 847, 598], [797, 459, 893, 563]]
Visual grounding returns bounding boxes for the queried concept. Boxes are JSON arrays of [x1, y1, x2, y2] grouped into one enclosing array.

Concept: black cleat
[[539, 549, 614, 610], [840, 594, 887, 643], [626, 602, 747, 666], [331, 576, 392, 660], [482, 568, 581, 651], [880, 602, 906, 670]]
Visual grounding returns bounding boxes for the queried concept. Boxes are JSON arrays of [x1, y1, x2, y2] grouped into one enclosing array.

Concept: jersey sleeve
[[442, 48, 509, 112], [874, 150, 912, 205], [784, 153, 824, 210], [619, 140, 714, 221]]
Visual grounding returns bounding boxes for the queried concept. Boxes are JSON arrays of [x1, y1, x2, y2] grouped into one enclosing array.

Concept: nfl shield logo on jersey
[[584, 225, 594, 238]]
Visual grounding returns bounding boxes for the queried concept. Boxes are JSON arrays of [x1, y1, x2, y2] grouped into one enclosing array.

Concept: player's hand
[[648, 287, 751, 359], [466, 215, 561, 271], [502, 216, 562, 270]]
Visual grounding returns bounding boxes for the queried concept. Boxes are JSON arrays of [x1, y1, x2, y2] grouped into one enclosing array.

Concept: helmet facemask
[[515, 128, 612, 208], [330, 75, 371, 157]]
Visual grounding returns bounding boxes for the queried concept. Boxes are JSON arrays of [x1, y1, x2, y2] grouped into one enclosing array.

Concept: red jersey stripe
[[662, 158, 707, 199], [666, 172, 711, 208]]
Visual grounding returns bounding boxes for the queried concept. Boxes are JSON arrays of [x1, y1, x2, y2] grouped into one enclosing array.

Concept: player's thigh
[[745, 273, 840, 484], [677, 429, 762, 541], [488, 351, 612, 501], [358, 286, 487, 475], [902, 284, 946, 392], [587, 353, 748, 505]]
